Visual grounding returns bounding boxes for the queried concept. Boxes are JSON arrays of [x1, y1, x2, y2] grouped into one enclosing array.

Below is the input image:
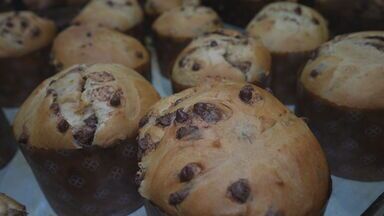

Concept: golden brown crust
[[172, 29, 271, 91], [0, 11, 56, 58], [152, 5, 222, 40], [145, 0, 200, 17], [246, 2, 329, 53], [137, 81, 330, 216], [300, 31, 384, 110], [13, 64, 160, 149], [51, 25, 150, 74], [0, 193, 27, 216], [72, 0, 144, 32]]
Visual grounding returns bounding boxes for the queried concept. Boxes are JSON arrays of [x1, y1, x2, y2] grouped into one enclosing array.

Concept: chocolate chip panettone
[[152, 4, 222, 77], [52, 25, 150, 79], [296, 31, 384, 181], [73, 0, 144, 39], [137, 82, 331, 215], [171, 29, 271, 92], [0, 193, 27, 215], [0, 11, 56, 107], [246, 2, 329, 104], [13, 64, 160, 216]]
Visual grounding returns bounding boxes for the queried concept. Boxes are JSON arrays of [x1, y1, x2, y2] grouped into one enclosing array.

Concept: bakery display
[[51, 25, 151, 79], [0, 193, 27, 215], [73, 0, 145, 40], [0, 11, 56, 107], [296, 31, 384, 181], [13, 64, 160, 216], [171, 29, 271, 92], [246, 2, 329, 104], [137, 81, 331, 215], [202, 0, 298, 27], [314, 0, 384, 34], [152, 4, 222, 77]]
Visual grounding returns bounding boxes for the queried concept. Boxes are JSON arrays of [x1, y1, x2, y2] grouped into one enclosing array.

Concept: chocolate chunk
[[136, 51, 143, 59], [179, 163, 201, 182], [176, 126, 199, 140], [137, 134, 157, 158], [138, 115, 149, 128], [227, 179, 251, 204], [239, 85, 254, 104], [50, 103, 60, 114], [210, 40, 218, 47], [169, 188, 189, 206], [31, 27, 41, 38], [192, 63, 201, 71], [311, 17, 320, 25], [73, 126, 96, 146], [91, 86, 116, 101], [156, 112, 175, 127], [57, 119, 69, 133], [294, 6, 302, 15], [193, 103, 222, 123], [310, 69, 320, 78], [110, 91, 121, 107], [175, 109, 189, 123]]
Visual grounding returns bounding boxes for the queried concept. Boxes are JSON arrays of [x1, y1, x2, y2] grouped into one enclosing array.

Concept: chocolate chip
[[125, 1, 132, 6], [106, 0, 114, 6], [18, 131, 29, 144], [294, 6, 302, 15], [137, 134, 157, 158], [176, 126, 199, 140], [16, 40, 23, 45], [84, 114, 98, 128], [210, 40, 218, 47], [311, 17, 320, 25], [73, 126, 96, 146], [86, 32, 92, 37], [175, 109, 189, 123], [31, 27, 41, 38], [227, 179, 251, 204], [234, 61, 251, 74], [138, 115, 149, 128], [57, 119, 69, 133], [169, 188, 189, 206], [156, 113, 175, 127], [310, 69, 320, 78], [193, 103, 222, 123], [239, 85, 254, 104], [179, 163, 201, 182], [192, 63, 201, 71], [5, 21, 13, 28], [20, 20, 28, 28], [50, 103, 60, 114], [110, 91, 121, 107], [136, 51, 143, 59]]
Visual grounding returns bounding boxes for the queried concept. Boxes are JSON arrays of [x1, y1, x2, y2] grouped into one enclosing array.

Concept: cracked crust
[[300, 31, 384, 109], [152, 5, 222, 40], [13, 64, 160, 149], [72, 0, 144, 32], [172, 29, 271, 91], [246, 2, 329, 53], [51, 25, 149, 73], [137, 81, 330, 216], [0, 193, 27, 216], [0, 11, 56, 58]]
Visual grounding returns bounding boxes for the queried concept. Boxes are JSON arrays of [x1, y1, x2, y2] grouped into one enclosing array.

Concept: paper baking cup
[[296, 85, 384, 181], [0, 47, 53, 108], [270, 51, 311, 105], [19, 139, 143, 216]]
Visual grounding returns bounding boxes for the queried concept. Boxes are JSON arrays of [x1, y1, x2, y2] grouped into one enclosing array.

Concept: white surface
[[0, 44, 383, 216]]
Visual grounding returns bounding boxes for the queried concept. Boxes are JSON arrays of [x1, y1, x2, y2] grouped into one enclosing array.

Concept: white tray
[[0, 45, 383, 216]]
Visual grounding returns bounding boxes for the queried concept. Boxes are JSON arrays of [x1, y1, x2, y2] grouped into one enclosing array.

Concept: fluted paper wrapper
[[296, 85, 384, 181], [18, 139, 143, 216]]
